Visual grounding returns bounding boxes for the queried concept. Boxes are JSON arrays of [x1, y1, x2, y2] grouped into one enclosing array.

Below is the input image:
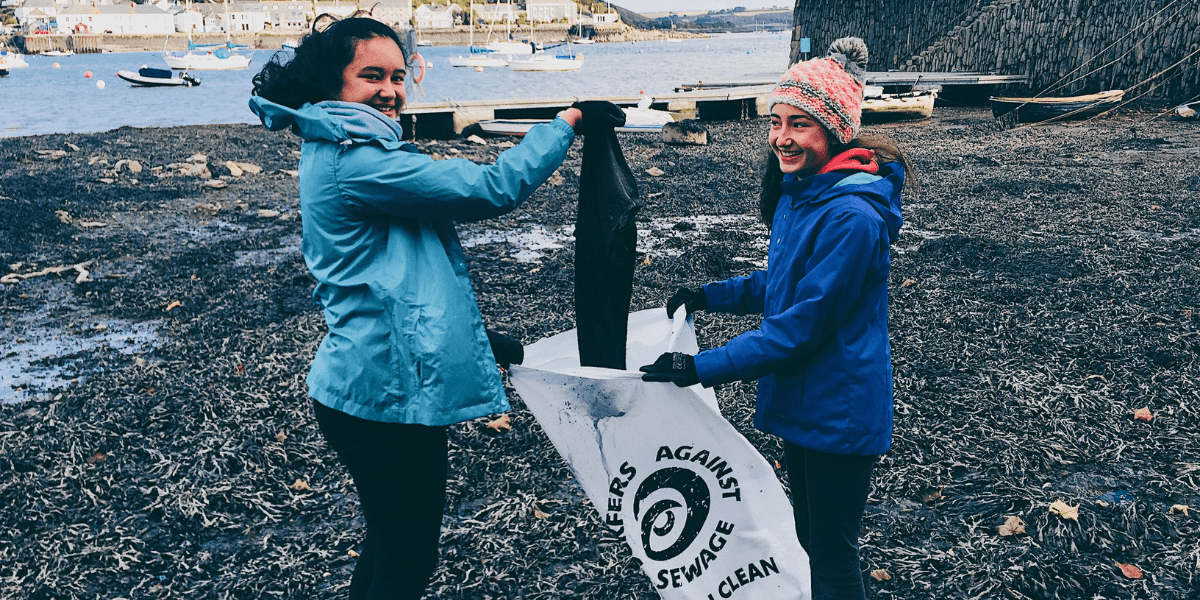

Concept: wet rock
[[234, 162, 262, 175], [126, 160, 143, 174], [191, 202, 222, 218], [663, 120, 708, 146], [65, 143, 80, 152], [35, 150, 68, 160], [225, 161, 244, 178], [203, 179, 227, 189], [184, 163, 211, 178], [257, 209, 280, 218], [187, 153, 208, 163], [467, 135, 488, 145], [645, 167, 665, 177]]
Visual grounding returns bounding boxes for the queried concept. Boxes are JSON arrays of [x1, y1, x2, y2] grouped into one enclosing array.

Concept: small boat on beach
[[477, 102, 673, 136], [117, 66, 201, 87], [1175, 100, 1199, 119], [990, 90, 1125, 123], [862, 90, 937, 122]]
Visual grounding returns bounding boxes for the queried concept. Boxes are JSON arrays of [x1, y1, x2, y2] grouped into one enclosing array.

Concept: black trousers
[[313, 400, 448, 600], [784, 442, 876, 600]]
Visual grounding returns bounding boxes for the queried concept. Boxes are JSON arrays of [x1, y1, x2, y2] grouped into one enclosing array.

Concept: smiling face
[[769, 103, 836, 178], [336, 36, 406, 119]]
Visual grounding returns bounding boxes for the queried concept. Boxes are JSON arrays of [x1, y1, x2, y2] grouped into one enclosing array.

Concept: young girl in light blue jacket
[[249, 17, 581, 600]]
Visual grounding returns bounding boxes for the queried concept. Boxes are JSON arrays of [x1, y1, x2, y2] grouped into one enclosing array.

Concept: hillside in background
[[611, 3, 792, 31]]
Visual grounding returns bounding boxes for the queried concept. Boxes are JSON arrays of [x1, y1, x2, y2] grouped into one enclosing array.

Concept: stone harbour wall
[[790, 0, 1200, 101]]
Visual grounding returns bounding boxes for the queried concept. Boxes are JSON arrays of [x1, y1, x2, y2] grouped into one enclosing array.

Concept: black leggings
[[784, 442, 876, 600], [313, 400, 448, 600]]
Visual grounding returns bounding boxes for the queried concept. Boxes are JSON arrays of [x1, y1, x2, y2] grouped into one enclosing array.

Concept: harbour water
[[0, 32, 789, 138]]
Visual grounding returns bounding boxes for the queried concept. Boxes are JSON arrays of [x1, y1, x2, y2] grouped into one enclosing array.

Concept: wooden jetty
[[677, 71, 1029, 105], [399, 71, 1028, 139], [401, 85, 775, 139]]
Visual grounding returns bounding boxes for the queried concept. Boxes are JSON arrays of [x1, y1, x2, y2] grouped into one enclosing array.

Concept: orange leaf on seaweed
[[485, 414, 512, 433], [1115, 562, 1142, 579], [1049, 500, 1080, 521], [1133, 407, 1152, 421]]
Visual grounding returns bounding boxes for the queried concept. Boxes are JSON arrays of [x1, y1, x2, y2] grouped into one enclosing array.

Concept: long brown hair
[[759, 134, 917, 226]]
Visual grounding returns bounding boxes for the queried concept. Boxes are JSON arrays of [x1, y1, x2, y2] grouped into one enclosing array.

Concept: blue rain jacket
[[693, 164, 904, 455], [249, 97, 574, 425]]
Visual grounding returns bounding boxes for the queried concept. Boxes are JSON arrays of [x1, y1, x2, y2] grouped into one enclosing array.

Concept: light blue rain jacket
[[249, 97, 575, 425]]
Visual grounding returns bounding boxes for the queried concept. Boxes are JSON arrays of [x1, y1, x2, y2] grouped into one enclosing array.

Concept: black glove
[[666, 287, 707, 317], [640, 352, 700, 387], [570, 100, 626, 133], [486, 330, 524, 369]]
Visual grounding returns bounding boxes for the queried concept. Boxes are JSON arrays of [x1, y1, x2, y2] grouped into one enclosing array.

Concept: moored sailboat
[[163, 0, 251, 70]]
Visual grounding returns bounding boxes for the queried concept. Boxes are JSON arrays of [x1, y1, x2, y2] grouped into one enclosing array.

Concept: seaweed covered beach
[[1, 108, 1198, 599]]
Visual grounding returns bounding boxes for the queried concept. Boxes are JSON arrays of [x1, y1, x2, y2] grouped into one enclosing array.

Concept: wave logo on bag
[[607, 444, 780, 599]]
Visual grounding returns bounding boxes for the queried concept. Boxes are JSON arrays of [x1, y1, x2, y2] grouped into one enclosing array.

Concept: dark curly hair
[[251, 17, 404, 109]]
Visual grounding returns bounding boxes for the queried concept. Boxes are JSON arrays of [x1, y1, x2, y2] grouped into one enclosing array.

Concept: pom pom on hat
[[768, 36, 869, 144]]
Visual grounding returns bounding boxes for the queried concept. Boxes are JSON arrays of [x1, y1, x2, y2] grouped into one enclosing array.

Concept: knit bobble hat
[[768, 37, 869, 144]]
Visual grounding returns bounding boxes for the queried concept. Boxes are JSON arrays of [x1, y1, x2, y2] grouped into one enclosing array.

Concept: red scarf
[[816, 148, 879, 175]]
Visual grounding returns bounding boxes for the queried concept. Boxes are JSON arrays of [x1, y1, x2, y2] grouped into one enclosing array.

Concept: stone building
[[789, 0, 1199, 102]]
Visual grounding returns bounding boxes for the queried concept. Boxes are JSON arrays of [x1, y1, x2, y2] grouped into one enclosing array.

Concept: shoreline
[[1, 111, 1198, 599], [4, 25, 708, 54]]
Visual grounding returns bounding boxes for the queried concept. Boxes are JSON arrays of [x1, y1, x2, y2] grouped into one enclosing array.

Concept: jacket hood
[[781, 161, 904, 243], [249, 96, 408, 148]]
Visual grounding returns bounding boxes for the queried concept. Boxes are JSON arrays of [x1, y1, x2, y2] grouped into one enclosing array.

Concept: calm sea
[[0, 32, 789, 138]]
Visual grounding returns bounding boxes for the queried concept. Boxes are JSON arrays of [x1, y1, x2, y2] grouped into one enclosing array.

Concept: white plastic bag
[[510, 309, 811, 600]]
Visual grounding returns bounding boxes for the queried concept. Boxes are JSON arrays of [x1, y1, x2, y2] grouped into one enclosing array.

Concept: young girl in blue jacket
[[249, 17, 581, 600], [641, 38, 909, 600]]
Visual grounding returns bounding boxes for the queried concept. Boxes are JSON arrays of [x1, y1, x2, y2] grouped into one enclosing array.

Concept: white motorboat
[[42, 50, 74, 57], [478, 1, 533, 55], [507, 52, 582, 71], [484, 40, 534, 55], [448, 54, 508, 68], [117, 66, 201, 87], [0, 50, 30, 70], [573, 36, 595, 45], [163, 44, 251, 70], [163, 0, 251, 70], [451, 3, 512, 68]]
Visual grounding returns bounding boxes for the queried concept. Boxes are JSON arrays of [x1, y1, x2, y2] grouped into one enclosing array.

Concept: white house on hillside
[[592, 10, 619, 24], [223, 2, 270, 32], [368, 0, 412, 28], [414, 4, 459, 30], [310, 1, 358, 20], [173, 6, 203, 32], [474, 1, 517, 24], [56, 4, 174, 34], [525, 0, 575, 23], [14, 0, 62, 26]]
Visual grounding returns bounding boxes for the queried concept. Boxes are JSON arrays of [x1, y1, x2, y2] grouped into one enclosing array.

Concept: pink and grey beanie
[[768, 37, 869, 144]]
